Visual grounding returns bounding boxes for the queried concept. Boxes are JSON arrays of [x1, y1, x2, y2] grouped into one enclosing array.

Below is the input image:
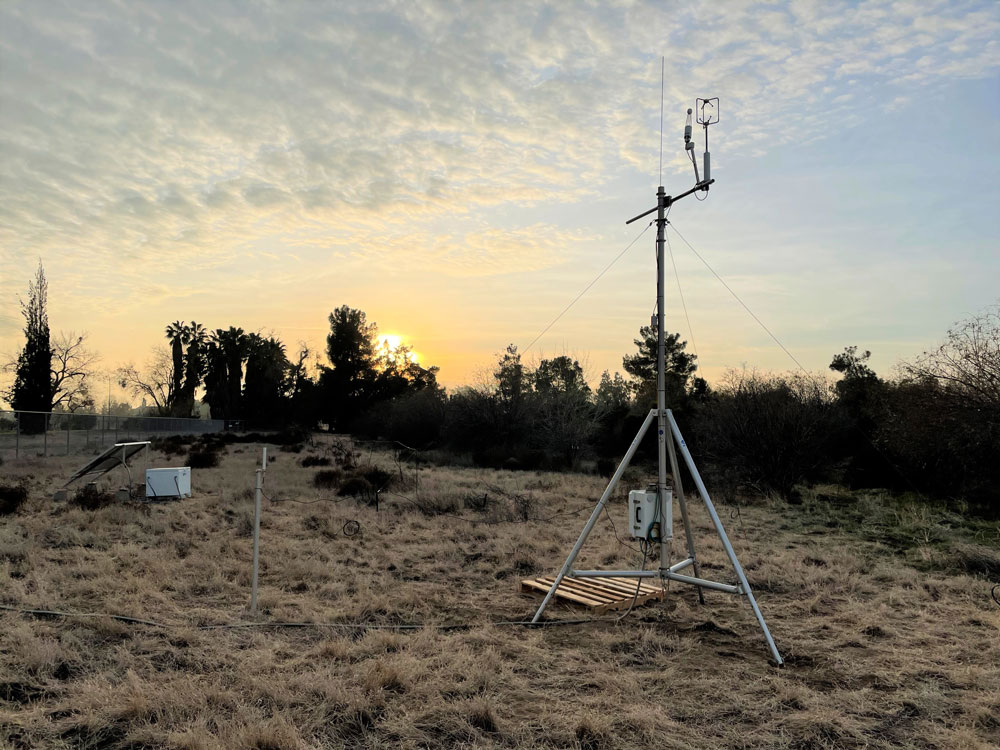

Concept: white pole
[[250, 446, 267, 615]]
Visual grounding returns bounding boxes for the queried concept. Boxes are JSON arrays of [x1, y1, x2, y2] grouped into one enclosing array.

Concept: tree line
[[4, 262, 998, 512]]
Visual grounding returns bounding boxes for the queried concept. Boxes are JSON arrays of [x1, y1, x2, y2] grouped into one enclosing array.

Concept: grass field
[[1, 435, 999, 749]]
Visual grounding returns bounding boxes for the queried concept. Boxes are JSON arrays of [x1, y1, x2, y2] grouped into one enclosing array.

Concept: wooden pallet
[[520, 575, 665, 614]]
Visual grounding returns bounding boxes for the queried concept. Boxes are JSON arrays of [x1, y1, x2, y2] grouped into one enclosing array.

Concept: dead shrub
[[467, 700, 499, 733], [415, 495, 461, 516], [575, 718, 610, 750], [70, 484, 115, 510], [952, 543, 1000, 578], [235, 510, 255, 538], [463, 492, 491, 512], [329, 441, 357, 468], [511, 491, 536, 521], [363, 663, 407, 695], [0, 483, 28, 516]]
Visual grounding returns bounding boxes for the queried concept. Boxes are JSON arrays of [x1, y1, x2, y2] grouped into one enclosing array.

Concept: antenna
[[529, 99, 785, 666]]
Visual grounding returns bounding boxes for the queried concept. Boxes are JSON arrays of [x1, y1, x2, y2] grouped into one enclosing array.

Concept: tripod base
[[530, 409, 783, 665]]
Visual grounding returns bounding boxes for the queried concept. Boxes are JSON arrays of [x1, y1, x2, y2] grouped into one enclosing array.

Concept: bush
[[336, 466, 394, 506], [313, 469, 342, 489], [337, 474, 372, 497], [300, 455, 331, 467], [0, 484, 28, 516], [71, 484, 115, 510], [693, 369, 846, 500], [151, 434, 195, 457], [188, 449, 219, 469]]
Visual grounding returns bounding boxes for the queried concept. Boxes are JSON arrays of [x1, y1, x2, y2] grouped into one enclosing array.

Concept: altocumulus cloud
[[0, 0, 998, 335]]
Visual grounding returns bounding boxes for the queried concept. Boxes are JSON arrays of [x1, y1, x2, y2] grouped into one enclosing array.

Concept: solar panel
[[64, 441, 150, 487]]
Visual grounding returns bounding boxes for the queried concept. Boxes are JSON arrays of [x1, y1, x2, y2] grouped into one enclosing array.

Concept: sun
[[377, 333, 419, 363], [378, 334, 402, 351]]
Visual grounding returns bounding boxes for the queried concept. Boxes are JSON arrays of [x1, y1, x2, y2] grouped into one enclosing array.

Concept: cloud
[[0, 0, 997, 368]]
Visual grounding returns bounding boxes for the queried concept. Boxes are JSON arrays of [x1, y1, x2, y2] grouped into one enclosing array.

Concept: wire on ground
[[0, 603, 614, 632]]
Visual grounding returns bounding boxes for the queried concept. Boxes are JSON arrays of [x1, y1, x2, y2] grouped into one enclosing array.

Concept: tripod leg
[[666, 411, 783, 665], [531, 410, 655, 623], [667, 436, 704, 604]]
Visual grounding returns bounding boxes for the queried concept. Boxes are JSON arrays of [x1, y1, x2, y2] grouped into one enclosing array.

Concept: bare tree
[[50, 331, 99, 412], [117, 346, 174, 415], [3, 330, 99, 413], [903, 304, 1000, 411]]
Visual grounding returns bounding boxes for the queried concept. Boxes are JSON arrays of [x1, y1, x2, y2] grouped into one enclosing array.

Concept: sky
[[1, 0, 998, 400]]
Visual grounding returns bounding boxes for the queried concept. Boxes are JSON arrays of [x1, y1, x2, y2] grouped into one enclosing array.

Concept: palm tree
[[203, 332, 229, 420], [164, 320, 190, 406], [215, 327, 248, 419], [180, 321, 208, 415]]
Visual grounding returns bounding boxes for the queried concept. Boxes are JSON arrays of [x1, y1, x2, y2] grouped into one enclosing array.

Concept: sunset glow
[[378, 334, 419, 364], [0, 2, 997, 396]]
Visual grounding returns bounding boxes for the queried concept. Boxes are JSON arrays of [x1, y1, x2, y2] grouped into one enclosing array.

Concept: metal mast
[[530, 97, 784, 665]]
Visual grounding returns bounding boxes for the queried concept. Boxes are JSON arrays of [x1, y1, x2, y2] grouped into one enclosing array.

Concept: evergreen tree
[[319, 306, 378, 429], [10, 261, 53, 433], [622, 325, 698, 408], [243, 334, 290, 427]]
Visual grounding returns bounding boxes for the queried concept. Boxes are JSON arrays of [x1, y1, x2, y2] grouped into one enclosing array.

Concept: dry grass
[[1, 435, 998, 749]]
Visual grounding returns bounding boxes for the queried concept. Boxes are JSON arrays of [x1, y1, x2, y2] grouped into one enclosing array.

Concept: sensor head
[[696, 97, 719, 125]]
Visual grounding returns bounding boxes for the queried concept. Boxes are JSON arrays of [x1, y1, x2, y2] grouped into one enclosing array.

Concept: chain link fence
[[0, 410, 232, 461]]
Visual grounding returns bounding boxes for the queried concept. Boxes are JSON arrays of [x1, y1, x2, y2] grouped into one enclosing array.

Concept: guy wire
[[670, 222, 926, 495], [522, 221, 653, 354], [665, 228, 698, 361]]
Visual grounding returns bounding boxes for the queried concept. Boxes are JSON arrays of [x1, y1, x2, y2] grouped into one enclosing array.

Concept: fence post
[[66, 417, 70, 455], [43, 415, 47, 457], [15, 412, 19, 459]]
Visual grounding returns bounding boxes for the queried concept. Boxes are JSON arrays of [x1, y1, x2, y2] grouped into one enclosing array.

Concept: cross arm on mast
[[625, 179, 714, 225]]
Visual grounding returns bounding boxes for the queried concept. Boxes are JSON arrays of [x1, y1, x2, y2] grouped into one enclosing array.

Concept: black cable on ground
[[615, 538, 648, 623], [0, 604, 613, 632], [0, 604, 168, 628]]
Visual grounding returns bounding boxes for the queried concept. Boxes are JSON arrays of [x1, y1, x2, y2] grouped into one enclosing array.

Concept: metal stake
[[250, 446, 267, 615]]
